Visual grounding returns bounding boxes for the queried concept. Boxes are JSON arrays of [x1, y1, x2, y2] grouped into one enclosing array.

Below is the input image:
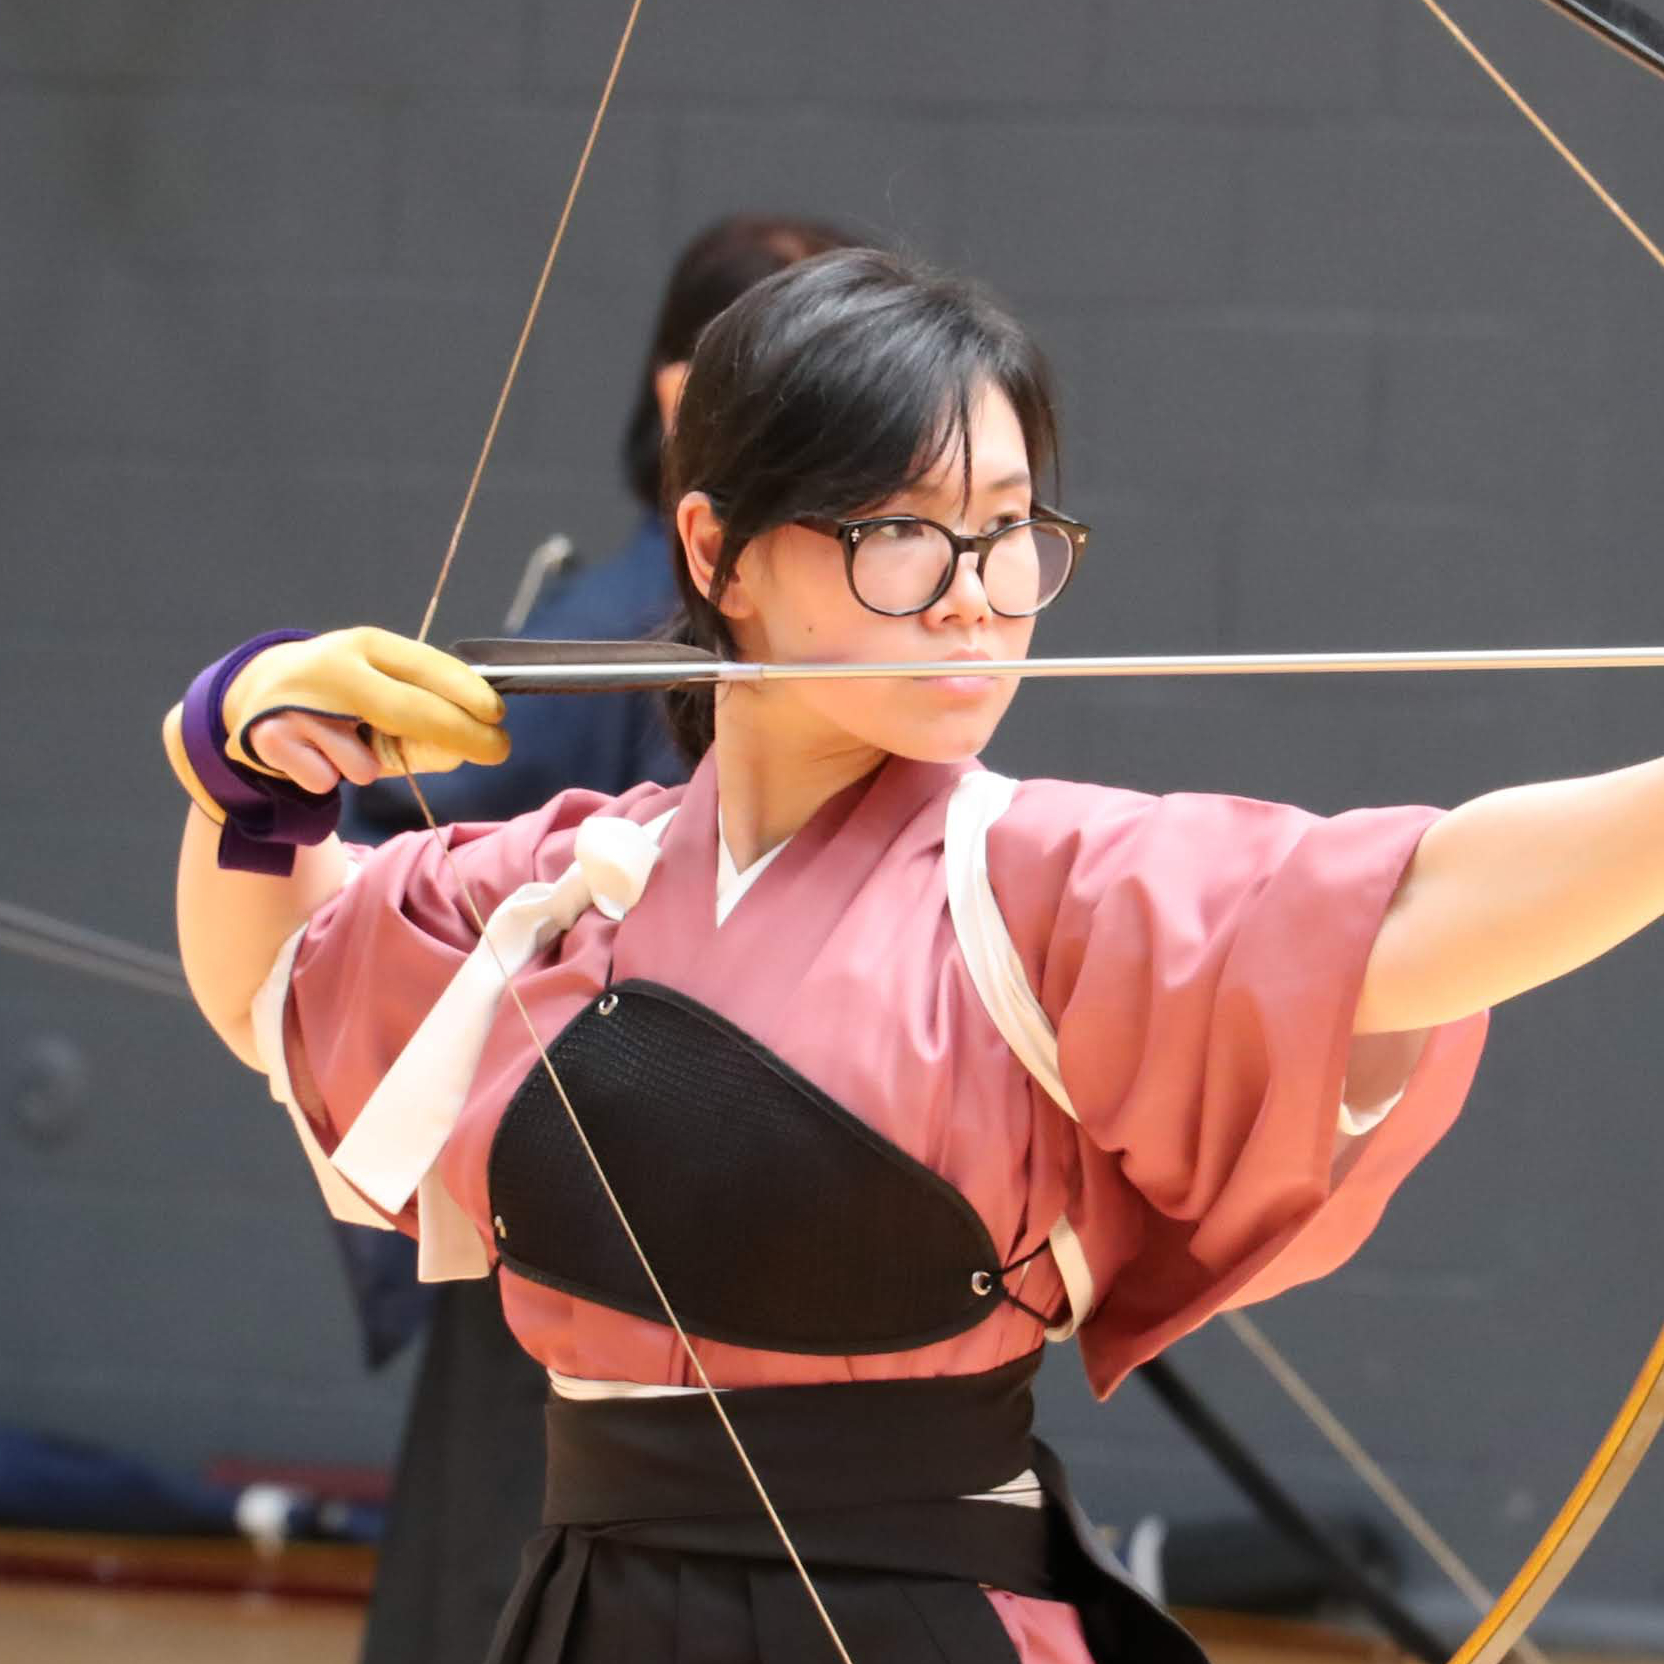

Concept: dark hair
[[622, 214, 856, 511], [661, 247, 1061, 759]]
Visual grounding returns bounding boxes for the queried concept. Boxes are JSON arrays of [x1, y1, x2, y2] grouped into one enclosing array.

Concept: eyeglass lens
[[850, 521, 1074, 616]]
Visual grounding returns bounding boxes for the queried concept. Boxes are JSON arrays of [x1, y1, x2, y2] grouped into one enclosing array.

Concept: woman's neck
[[711, 695, 886, 871]]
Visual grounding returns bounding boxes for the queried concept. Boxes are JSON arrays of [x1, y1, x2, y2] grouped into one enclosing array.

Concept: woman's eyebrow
[[907, 468, 1031, 513]]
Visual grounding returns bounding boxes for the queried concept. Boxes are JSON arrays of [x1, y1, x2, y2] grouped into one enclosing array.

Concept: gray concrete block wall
[[6, 0, 1664, 1643]]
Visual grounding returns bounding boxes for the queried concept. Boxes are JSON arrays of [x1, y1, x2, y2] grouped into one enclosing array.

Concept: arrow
[[457, 637, 1664, 693]]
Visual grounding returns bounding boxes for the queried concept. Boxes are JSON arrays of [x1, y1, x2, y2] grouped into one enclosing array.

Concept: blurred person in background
[[349, 212, 855, 838], [342, 211, 856, 1664]]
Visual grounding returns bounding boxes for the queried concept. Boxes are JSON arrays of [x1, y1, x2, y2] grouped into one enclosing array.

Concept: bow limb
[[1448, 1324, 1664, 1663], [391, 7, 856, 1662], [1532, 0, 1664, 79]]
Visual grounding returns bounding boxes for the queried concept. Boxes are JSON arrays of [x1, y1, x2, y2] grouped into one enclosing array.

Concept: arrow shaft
[[472, 645, 1664, 692]]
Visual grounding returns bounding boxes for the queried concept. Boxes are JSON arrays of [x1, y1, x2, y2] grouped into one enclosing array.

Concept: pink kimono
[[267, 749, 1485, 1664]]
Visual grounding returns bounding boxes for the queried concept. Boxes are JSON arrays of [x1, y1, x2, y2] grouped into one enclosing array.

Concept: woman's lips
[[921, 653, 998, 696]]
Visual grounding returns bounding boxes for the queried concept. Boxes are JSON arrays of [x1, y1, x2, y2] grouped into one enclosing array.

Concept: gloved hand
[[222, 627, 509, 788], [163, 627, 510, 874]]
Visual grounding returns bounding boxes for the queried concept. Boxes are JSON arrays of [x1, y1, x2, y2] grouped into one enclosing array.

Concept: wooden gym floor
[[6, 1580, 1663, 1664], [1, 1532, 1656, 1664]]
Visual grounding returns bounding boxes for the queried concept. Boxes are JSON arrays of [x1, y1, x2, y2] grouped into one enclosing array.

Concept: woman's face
[[682, 384, 1040, 765]]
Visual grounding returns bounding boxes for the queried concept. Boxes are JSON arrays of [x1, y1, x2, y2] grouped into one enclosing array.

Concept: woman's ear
[[675, 492, 756, 620], [675, 491, 722, 603]]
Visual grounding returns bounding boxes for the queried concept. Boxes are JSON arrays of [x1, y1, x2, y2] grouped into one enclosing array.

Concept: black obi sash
[[487, 980, 1044, 1354], [483, 1353, 1211, 1664]]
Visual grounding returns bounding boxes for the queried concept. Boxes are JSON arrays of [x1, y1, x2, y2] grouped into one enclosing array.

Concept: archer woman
[[166, 248, 1655, 1663]]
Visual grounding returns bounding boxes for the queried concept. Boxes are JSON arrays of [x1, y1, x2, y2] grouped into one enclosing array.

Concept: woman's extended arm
[[1358, 755, 1664, 1033]]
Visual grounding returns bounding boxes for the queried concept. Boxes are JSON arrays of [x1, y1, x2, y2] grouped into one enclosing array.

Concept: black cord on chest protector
[[994, 1238, 1060, 1328]]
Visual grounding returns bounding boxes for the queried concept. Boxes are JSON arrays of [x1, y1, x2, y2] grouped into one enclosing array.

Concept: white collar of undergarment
[[715, 806, 790, 927]]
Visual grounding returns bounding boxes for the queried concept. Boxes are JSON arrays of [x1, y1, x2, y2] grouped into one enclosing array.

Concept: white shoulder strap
[[254, 806, 679, 1282], [946, 773, 1079, 1122], [944, 771, 1094, 1341]]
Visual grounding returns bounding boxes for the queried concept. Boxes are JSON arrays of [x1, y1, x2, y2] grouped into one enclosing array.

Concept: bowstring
[[413, 0, 647, 649], [394, 4, 855, 1659], [397, 769, 853, 1664]]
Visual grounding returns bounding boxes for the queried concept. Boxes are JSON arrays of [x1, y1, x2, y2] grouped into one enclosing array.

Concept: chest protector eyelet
[[487, 980, 1007, 1355]]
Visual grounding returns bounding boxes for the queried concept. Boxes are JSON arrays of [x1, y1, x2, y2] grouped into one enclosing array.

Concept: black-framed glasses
[[796, 506, 1089, 618]]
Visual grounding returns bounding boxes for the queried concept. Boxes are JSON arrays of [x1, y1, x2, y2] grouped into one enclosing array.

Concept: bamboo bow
[[0, 4, 1645, 1657], [5, 3, 1660, 1658]]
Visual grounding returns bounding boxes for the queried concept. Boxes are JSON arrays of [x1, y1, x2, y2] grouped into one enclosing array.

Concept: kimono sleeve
[[985, 781, 1486, 1397], [254, 782, 661, 1232]]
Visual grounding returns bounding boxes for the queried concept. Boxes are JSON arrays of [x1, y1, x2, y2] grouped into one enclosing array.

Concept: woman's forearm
[[176, 807, 349, 1068], [1357, 755, 1664, 1033]]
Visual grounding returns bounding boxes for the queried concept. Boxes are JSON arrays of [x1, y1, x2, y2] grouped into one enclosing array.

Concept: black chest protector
[[486, 980, 1035, 1355]]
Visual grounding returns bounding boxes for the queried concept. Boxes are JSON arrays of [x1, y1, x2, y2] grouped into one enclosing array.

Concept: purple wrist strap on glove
[[180, 630, 343, 876]]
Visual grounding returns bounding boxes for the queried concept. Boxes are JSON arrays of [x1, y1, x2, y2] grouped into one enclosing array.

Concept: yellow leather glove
[[222, 627, 509, 780]]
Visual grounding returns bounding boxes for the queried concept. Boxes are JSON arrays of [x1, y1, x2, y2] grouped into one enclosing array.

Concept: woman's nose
[[934, 549, 993, 622]]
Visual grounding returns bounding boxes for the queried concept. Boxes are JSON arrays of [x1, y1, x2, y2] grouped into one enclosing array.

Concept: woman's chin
[[874, 714, 1005, 766], [820, 680, 1018, 766]]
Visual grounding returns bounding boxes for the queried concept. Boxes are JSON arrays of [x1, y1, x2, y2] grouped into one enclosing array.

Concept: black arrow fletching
[[454, 637, 728, 693]]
